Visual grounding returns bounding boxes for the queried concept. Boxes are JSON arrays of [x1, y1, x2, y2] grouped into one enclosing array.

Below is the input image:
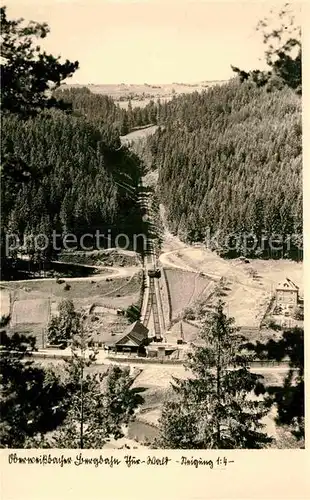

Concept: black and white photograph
[[0, 0, 305, 467]]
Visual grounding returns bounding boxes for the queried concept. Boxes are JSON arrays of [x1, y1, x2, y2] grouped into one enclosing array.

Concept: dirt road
[[0, 264, 139, 286]]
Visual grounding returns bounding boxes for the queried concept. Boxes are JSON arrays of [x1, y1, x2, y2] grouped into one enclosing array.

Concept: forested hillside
[[3, 80, 301, 265], [1, 110, 146, 263], [55, 86, 159, 135], [143, 80, 302, 259]]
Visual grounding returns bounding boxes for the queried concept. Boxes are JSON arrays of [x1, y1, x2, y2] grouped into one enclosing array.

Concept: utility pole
[[216, 307, 223, 447], [80, 361, 84, 449], [180, 321, 184, 342], [79, 327, 86, 449], [80, 329, 86, 449]]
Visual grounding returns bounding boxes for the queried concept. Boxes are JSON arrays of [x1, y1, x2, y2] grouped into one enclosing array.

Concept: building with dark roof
[[105, 320, 149, 354]]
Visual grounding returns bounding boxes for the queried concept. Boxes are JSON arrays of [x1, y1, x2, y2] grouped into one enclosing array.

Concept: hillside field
[[1, 270, 142, 347], [160, 244, 302, 328], [163, 268, 213, 320]]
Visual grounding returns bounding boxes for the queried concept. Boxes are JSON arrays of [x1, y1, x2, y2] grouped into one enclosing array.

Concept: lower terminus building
[[105, 320, 149, 355]]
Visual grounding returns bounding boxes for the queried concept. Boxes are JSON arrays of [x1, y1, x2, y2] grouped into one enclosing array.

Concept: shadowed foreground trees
[[0, 331, 67, 448], [232, 3, 301, 93], [33, 327, 144, 449], [156, 301, 272, 449], [244, 327, 304, 443], [0, 6, 78, 117], [1, 316, 144, 448]]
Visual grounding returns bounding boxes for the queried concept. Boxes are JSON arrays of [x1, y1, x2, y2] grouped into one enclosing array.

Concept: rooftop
[[276, 278, 299, 292], [108, 321, 149, 348]]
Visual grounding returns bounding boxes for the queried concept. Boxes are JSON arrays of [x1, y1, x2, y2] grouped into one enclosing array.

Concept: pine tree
[[156, 301, 272, 449], [0, 6, 78, 117], [41, 324, 144, 448], [0, 331, 67, 448], [47, 299, 81, 347]]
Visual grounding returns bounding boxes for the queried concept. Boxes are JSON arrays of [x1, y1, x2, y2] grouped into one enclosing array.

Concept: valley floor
[[158, 204, 303, 329]]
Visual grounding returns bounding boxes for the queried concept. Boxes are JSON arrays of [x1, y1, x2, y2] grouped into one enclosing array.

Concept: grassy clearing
[[0, 289, 10, 316], [8, 323, 46, 348], [5, 273, 141, 303], [164, 269, 212, 319], [248, 258, 303, 294], [221, 281, 269, 327], [133, 364, 188, 389], [162, 246, 303, 328], [58, 249, 139, 267], [5, 278, 118, 300], [11, 298, 50, 326], [2, 272, 142, 343], [167, 320, 199, 344], [84, 313, 130, 344]]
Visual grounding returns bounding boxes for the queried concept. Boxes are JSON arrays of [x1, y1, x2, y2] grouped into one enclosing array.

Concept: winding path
[[0, 263, 139, 286]]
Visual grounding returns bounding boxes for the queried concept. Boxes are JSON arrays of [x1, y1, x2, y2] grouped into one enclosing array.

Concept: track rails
[[138, 182, 163, 340]]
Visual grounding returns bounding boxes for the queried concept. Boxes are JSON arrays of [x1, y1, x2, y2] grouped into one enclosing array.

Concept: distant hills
[[61, 80, 229, 104]]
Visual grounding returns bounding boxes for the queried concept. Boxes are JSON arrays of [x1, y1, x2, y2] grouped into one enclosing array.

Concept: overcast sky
[[5, 0, 302, 84]]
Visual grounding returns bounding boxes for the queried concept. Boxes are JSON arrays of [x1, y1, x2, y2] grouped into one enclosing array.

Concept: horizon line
[[63, 78, 231, 86]]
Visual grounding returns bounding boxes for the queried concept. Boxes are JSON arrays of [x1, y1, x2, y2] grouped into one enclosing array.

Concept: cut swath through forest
[[163, 268, 212, 320]]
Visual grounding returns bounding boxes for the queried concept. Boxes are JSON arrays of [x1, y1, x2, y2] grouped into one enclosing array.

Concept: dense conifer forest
[[143, 80, 302, 259], [55, 86, 159, 135], [54, 79, 303, 260], [2, 79, 302, 264], [1, 85, 165, 270], [1, 108, 147, 263]]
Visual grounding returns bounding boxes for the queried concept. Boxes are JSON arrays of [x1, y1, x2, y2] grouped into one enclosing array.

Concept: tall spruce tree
[[0, 331, 67, 448], [0, 6, 78, 117], [35, 307, 144, 448], [47, 299, 82, 347], [156, 301, 272, 449]]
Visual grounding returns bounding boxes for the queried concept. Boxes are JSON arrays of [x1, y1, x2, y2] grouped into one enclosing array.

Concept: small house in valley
[[105, 320, 149, 355], [275, 278, 299, 308]]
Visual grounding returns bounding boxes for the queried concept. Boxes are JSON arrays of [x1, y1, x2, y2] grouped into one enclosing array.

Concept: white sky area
[[4, 0, 302, 84]]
